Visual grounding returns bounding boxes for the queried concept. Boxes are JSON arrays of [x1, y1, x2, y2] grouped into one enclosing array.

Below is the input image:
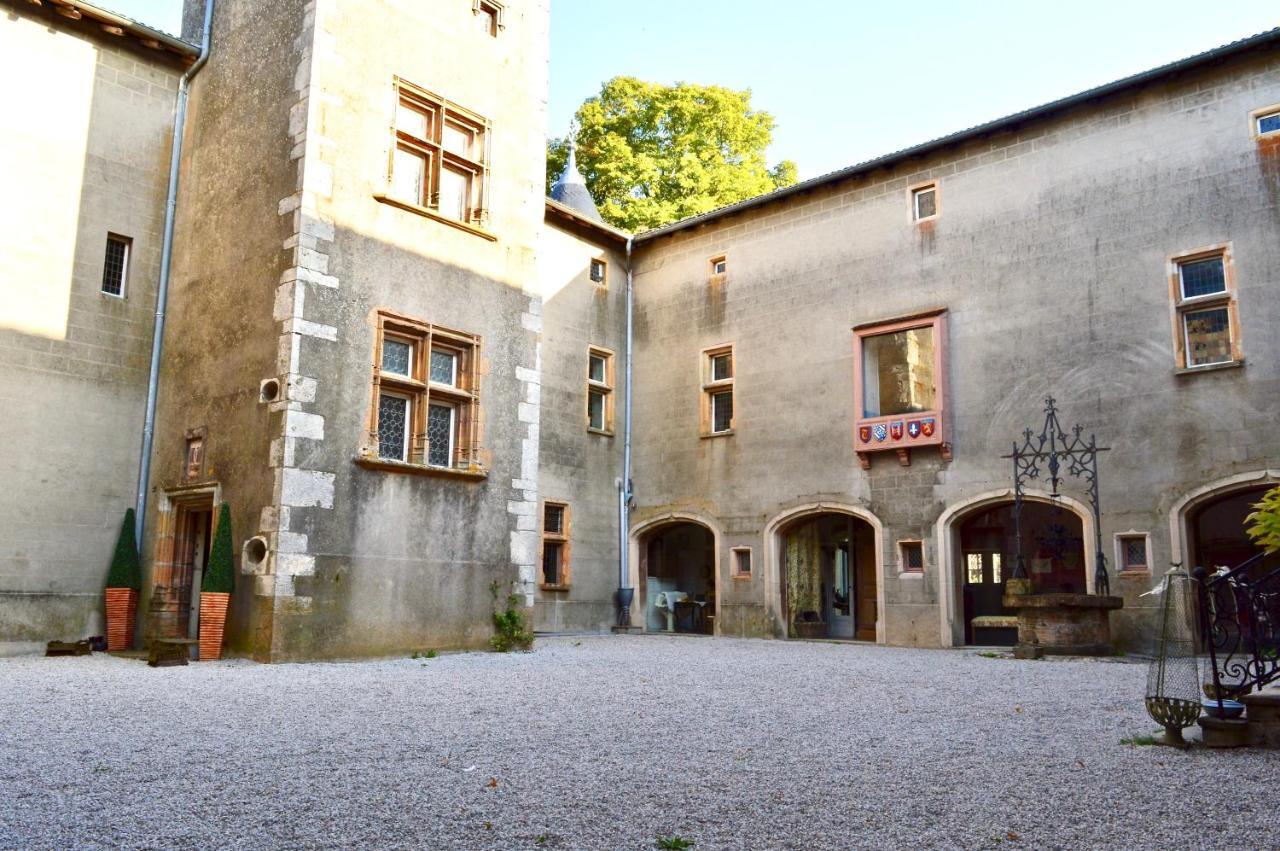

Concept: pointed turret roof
[[550, 124, 602, 222]]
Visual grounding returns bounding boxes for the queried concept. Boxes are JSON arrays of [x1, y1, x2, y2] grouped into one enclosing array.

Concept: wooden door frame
[[147, 483, 221, 641]]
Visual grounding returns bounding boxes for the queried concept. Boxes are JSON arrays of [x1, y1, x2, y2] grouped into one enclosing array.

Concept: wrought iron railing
[[1195, 553, 1280, 713]]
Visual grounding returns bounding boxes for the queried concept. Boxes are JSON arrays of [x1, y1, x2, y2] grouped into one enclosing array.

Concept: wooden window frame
[[374, 79, 494, 241], [1115, 533, 1151, 575], [709, 254, 728, 284], [472, 0, 505, 35], [590, 257, 608, 287], [1166, 244, 1242, 373], [700, 344, 735, 437], [541, 500, 570, 590], [853, 309, 950, 468], [587, 346, 615, 436], [101, 233, 131, 298], [909, 181, 939, 223], [732, 547, 753, 581], [1251, 103, 1280, 140], [358, 311, 485, 479], [899, 540, 925, 575]]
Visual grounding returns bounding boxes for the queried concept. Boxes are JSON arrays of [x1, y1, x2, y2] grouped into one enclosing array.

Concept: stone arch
[[629, 511, 722, 635], [1168, 469, 1280, 572]]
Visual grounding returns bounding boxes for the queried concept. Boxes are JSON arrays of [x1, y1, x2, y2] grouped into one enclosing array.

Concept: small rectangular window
[[732, 547, 752, 579], [1256, 107, 1280, 137], [912, 184, 938, 221], [381, 338, 414, 377], [590, 258, 607, 285], [702, 345, 734, 436], [474, 0, 502, 36], [900, 541, 924, 573], [101, 235, 130, 297], [1169, 247, 1239, 371], [430, 348, 458, 385], [586, 347, 615, 433], [378, 393, 411, 461], [541, 501, 569, 588], [710, 255, 727, 277], [1118, 535, 1148, 572]]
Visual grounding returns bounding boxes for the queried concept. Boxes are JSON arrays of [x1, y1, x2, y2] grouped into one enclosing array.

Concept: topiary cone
[[198, 503, 235, 661], [104, 509, 141, 651]]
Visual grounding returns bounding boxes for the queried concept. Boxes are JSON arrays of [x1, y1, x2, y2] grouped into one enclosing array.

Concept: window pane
[[396, 101, 429, 139], [478, 8, 496, 36], [966, 553, 983, 584], [735, 550, 751, 576], [438, 166, 469, 220], [588, 389, 606, 430], [1259, 111, 1280, 135], [589, 355, 606, 383], [991, 553, 1002, 584], [1124, 538, 1147, 569], [544, 504, 564, 534], [102, 236, 128, 296], [378, 394, 409, 460], [903, 543, 923, 571], [430, 349, 457, 385], [712, 258, 727, 275], [711, 353, 732, 381], [427, 403, 454, 466], [442, 122, 473, 158], [542, 541, 562, 585], [381, 339, 412, 376], [392, 147, 426, 205], [914, 188, 937, 220], [712, 390, 733, 433], [1179, 257, 1225, 299], [1184, 307, 1232, 367], [590, 260, 606, 283], [862, 326, 936, 417]]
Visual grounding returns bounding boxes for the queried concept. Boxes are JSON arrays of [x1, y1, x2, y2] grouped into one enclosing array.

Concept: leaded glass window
[[990, 553, 1002, 584], [382, 338, 413, 376], [862, 326, 936, 418], [711, 390, 733, 433], [1122, 537, 1147, 571], [966, 553, 984, 584], [102, 236, 129, 296], [902, 542, 924, 572], [1184, 306, 1231, 367], [1178, 257, 1226, 300], [430, 349, 458, 385], [378, 394, 410, 460], [427, 403, 455, 467]]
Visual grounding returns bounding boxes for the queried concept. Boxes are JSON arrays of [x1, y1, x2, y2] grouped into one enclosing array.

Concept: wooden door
[[853, 530, 877, 641]]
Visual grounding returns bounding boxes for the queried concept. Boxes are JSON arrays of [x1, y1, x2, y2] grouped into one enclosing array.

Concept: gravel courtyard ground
[[1, 635, 1276, 850]]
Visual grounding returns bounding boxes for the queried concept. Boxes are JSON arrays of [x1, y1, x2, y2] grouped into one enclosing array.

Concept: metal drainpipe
[[134, 0, 217, 543], [616, 236, 636, 628]]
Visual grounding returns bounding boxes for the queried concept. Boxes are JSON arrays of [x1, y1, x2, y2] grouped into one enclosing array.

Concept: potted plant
[[104, 509, 142, 651], [198, 503, 235, 661]]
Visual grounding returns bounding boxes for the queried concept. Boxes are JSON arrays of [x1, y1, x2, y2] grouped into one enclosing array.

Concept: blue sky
[[108, 1, 1277, 178]]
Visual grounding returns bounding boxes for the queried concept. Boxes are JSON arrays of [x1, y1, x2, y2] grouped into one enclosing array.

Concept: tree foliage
[[202, 503, 235, 595], [1246, 486, 1280, 555], [106, 508, 141, 591], [547, 77, 798, 231]]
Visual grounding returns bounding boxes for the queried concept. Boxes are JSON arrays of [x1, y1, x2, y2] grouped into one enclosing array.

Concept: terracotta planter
[[198, 592, 231, 661], [104, 587, 138, 651]]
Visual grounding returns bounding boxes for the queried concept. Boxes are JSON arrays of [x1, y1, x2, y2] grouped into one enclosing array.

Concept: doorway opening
[[1189, 484, 1278, 577], [780, 513, 877, 641], [957, 501, 1085, 645], [149, 495, 214, 642], [639, 521, 716, 635]]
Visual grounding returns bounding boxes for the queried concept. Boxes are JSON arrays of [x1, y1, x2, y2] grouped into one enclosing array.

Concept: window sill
[[540, 583, 570, 592], [1175, 359, 1244, 376], [587, 427, 615, 437], [731, 573, 753, 582], [354, 455, 487, 480], [700, 430, 735, 439], [898, 570, 926, 579], [373, 194, 497, 242], [1119, 568, 1151, 577]]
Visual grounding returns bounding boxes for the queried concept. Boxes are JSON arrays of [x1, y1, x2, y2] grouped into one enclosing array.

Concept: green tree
[[1246, 486, 1280, 554], [547, 77, 798, 231], [106, 508, 142, 591], [202, 503, 235, 594]]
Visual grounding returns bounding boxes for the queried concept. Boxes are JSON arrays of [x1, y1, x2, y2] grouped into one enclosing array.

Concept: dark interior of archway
[[959, 502, 1086, 645], [781, 513, 877, 641], [1191, 485, 1277, 578], [642, 522, 714, 635]]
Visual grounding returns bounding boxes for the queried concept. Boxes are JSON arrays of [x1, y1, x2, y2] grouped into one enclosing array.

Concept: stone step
[[1199, 716, 1251, 748], [1242, 686, 1280, 724]]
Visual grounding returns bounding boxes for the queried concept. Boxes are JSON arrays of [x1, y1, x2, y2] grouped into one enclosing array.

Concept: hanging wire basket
[[1144, 567, 1202, 746]]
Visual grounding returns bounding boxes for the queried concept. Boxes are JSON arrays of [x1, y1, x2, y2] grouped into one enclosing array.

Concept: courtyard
[[1, 636, 1276, 850]]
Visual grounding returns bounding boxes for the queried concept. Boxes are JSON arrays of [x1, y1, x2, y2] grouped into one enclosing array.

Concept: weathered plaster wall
[[534, 222, 627, 632], [240, 0, 553, 659], [0, 7, 183, 652], [628, 48, 1280, 650]]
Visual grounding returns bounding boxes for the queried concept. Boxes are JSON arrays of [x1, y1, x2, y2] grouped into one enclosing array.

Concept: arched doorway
[[638, 521, 717, 635], [778, 512, 877, 641], [956, 501, 1086, 646], [1189, 484, 1278, 576]]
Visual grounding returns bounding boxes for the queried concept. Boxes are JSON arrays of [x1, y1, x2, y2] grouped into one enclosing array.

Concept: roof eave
[[545, 198, 632, 246], [14, 0, 199, 61]]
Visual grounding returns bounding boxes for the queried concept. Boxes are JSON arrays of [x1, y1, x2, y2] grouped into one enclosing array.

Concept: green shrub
[[491, 598, 533, 653], [1246, 486, 1280, 555], [202, 503, 235, 594], [105, 509, 142, 591]]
